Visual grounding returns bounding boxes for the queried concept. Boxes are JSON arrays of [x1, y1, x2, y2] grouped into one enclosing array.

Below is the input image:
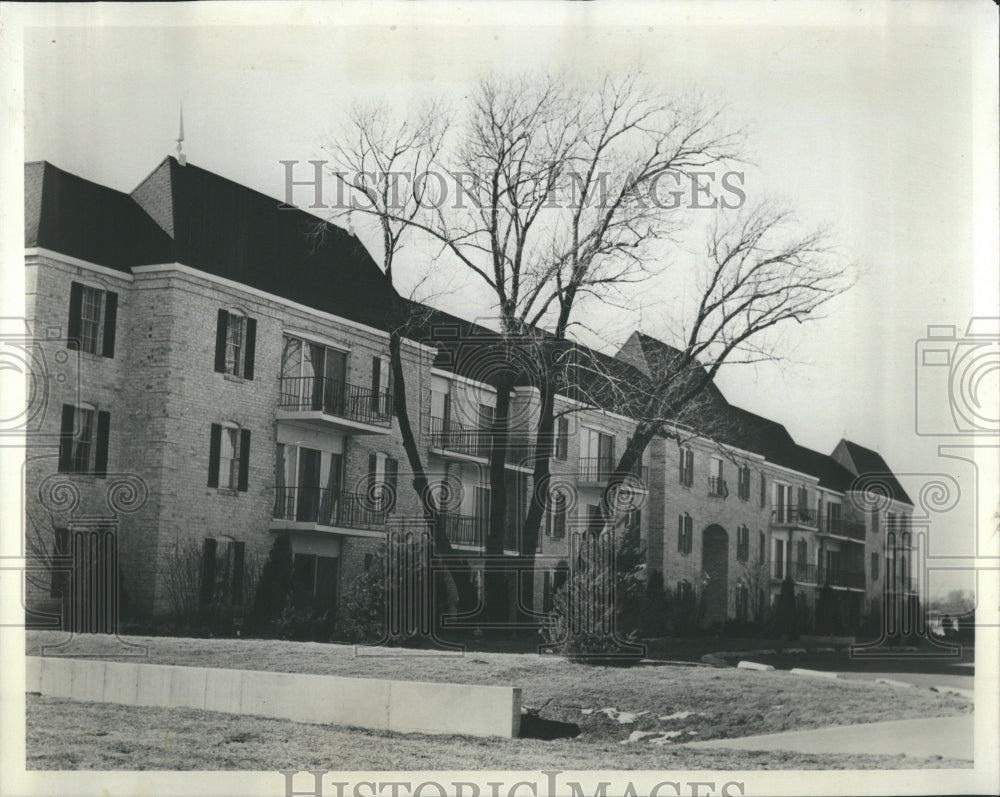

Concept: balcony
[[772, 503, 818, 529], [429, 419, 536, 468], [708, 476, 728, 498], [771, 561, 818, 583], [272, 487, 389, 532], [277, 376, 393, 434], [439, 512, 486, 548], [430, 418, 487, 460], [577, 457, 648, 486], [821, 567, 866, 590], [819, 515, 866, 541]]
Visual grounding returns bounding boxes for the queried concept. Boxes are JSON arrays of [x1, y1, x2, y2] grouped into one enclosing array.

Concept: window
[[199, 537, 246, 607], [774, 539, 785, 579], [679, 447, 694, 487], [775, 483, 791, 521], [871, 552, 880, 581], [796, 539, 807, 570], [758, 530, 766, 564], [676, 580, 693, 601], [759, 473, 767, 507], [555, 416, 569, 461], [292, 553, 339, 613], [368, 452, 399, 513], [677, 513, 693, 554], [67, 282, 117, 357], [738, 465, 751, 500], [58, 404, 110, 477], [208, 422, 251, 491], [371, 356, 391, 413], [735, 583, 749, 623], [364, 553, 374, 572], [546, 489, 568, 539], [581, 428, 615, 480], [708, 457, 727, 497], [214, 309, 257, 379], [826, 501, 842, 534], [736, 525, 750, 562], [870, 508, 880, 534]]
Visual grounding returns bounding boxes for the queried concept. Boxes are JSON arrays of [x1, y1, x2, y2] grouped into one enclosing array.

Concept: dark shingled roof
[[25, 161, 173, 270], [26, 158, 399, 332], [833, 439, 913, 505]]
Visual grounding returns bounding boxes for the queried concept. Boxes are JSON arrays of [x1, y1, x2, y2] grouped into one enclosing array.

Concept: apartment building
[[22, 156, 915, 633]]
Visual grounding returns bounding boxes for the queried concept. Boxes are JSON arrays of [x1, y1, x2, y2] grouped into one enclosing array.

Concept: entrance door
[[701, 525, 729, 626]]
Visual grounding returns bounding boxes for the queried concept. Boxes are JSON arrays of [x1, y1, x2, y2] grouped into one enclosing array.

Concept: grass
[[26, 696, 971, 771], [25, 630, 973, 769]]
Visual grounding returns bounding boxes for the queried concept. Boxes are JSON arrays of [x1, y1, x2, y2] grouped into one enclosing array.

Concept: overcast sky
[[7, 2, 998, 597]]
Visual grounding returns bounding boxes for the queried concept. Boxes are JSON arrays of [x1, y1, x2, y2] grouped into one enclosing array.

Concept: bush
[[543, 526, 645, 665], [249, 534, 295, 636], [776, 578, 798, 639], [336, 550, 389, 642]]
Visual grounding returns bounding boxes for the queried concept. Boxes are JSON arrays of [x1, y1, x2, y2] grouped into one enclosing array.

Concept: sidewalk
[[685, 715, 973, 761]]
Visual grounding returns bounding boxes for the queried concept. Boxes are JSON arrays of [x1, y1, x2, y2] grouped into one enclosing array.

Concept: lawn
[[24, 630, 973, 770]]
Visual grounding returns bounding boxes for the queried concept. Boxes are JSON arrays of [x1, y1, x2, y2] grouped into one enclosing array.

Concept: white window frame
[[219, 422, 242, 490], [78, 285, 105, 355]]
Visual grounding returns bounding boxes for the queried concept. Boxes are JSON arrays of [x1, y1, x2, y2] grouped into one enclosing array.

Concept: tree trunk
[[483, 369, 515, 625], [388, 329, 476, 613]]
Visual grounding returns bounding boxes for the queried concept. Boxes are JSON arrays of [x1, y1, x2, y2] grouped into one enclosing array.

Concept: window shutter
[[214, 310, 229, 373], [94, 411, 110, 478], [760, 474, 766, 507], [200, 538, 217, 605], [207, 423, 222, 487], [58, 404, 75, 472], [238, 428, 251, 491], [386, 456, 399, 511], [232, 541, 246, 606], [677, 515, 684, 552], [67, 282, 83, 351], [368, 452, 378, 484], [371, 356, 380, 410], [101, 291, 118, 358], [243, 317, 256, 380]]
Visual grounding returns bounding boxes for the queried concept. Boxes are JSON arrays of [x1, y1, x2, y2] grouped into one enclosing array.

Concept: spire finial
[[176, 103, 186, 165]]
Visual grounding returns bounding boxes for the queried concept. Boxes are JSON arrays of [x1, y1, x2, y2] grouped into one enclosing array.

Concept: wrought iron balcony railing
[[278, 376, 393, 427], [771, 561, 818, 583], [272, 487, 389, 530], [708, 476, 728, 497], [772, 503, 818, 527]]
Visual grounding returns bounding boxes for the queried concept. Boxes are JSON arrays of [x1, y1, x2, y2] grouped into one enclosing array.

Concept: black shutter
[[200, 538, 217, 605], [207, 423, 222, 487], [94, 411, 110, 478], [368, 452, 377, 484], [677, 515, 683, 552], [371, 357, 380, 411], [386, 456, 398, 511], [101, 291, 118, 358], [67, 282, 83, 351], [214, 310, 229, 373], [58, 404, 75, 472], [238, 428, 251, 491], [243, 317, 256, 380], [231, 541, 246, 606]]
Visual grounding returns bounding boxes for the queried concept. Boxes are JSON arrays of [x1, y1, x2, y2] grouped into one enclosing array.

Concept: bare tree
[[327, 71, 851, 623], [324, 102, 479, 611]]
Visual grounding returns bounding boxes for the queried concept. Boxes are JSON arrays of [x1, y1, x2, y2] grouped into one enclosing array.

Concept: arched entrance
[[702, 525, 729, 626]]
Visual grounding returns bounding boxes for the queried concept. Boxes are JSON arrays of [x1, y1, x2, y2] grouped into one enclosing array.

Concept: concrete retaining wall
[[26, 657, 521, 738]]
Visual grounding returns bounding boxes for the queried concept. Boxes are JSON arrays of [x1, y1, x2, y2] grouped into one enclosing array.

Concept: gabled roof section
[[832, 438, 913, 505], [129, 157, 399, 331], [25, 161, 172, 270]]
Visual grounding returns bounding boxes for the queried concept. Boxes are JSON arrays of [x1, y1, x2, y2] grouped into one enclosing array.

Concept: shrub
[[543, 526, 645, 665], [248, 534, 295, 636], [336, 549, 389, 642], [776, 577, 798, 639]]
